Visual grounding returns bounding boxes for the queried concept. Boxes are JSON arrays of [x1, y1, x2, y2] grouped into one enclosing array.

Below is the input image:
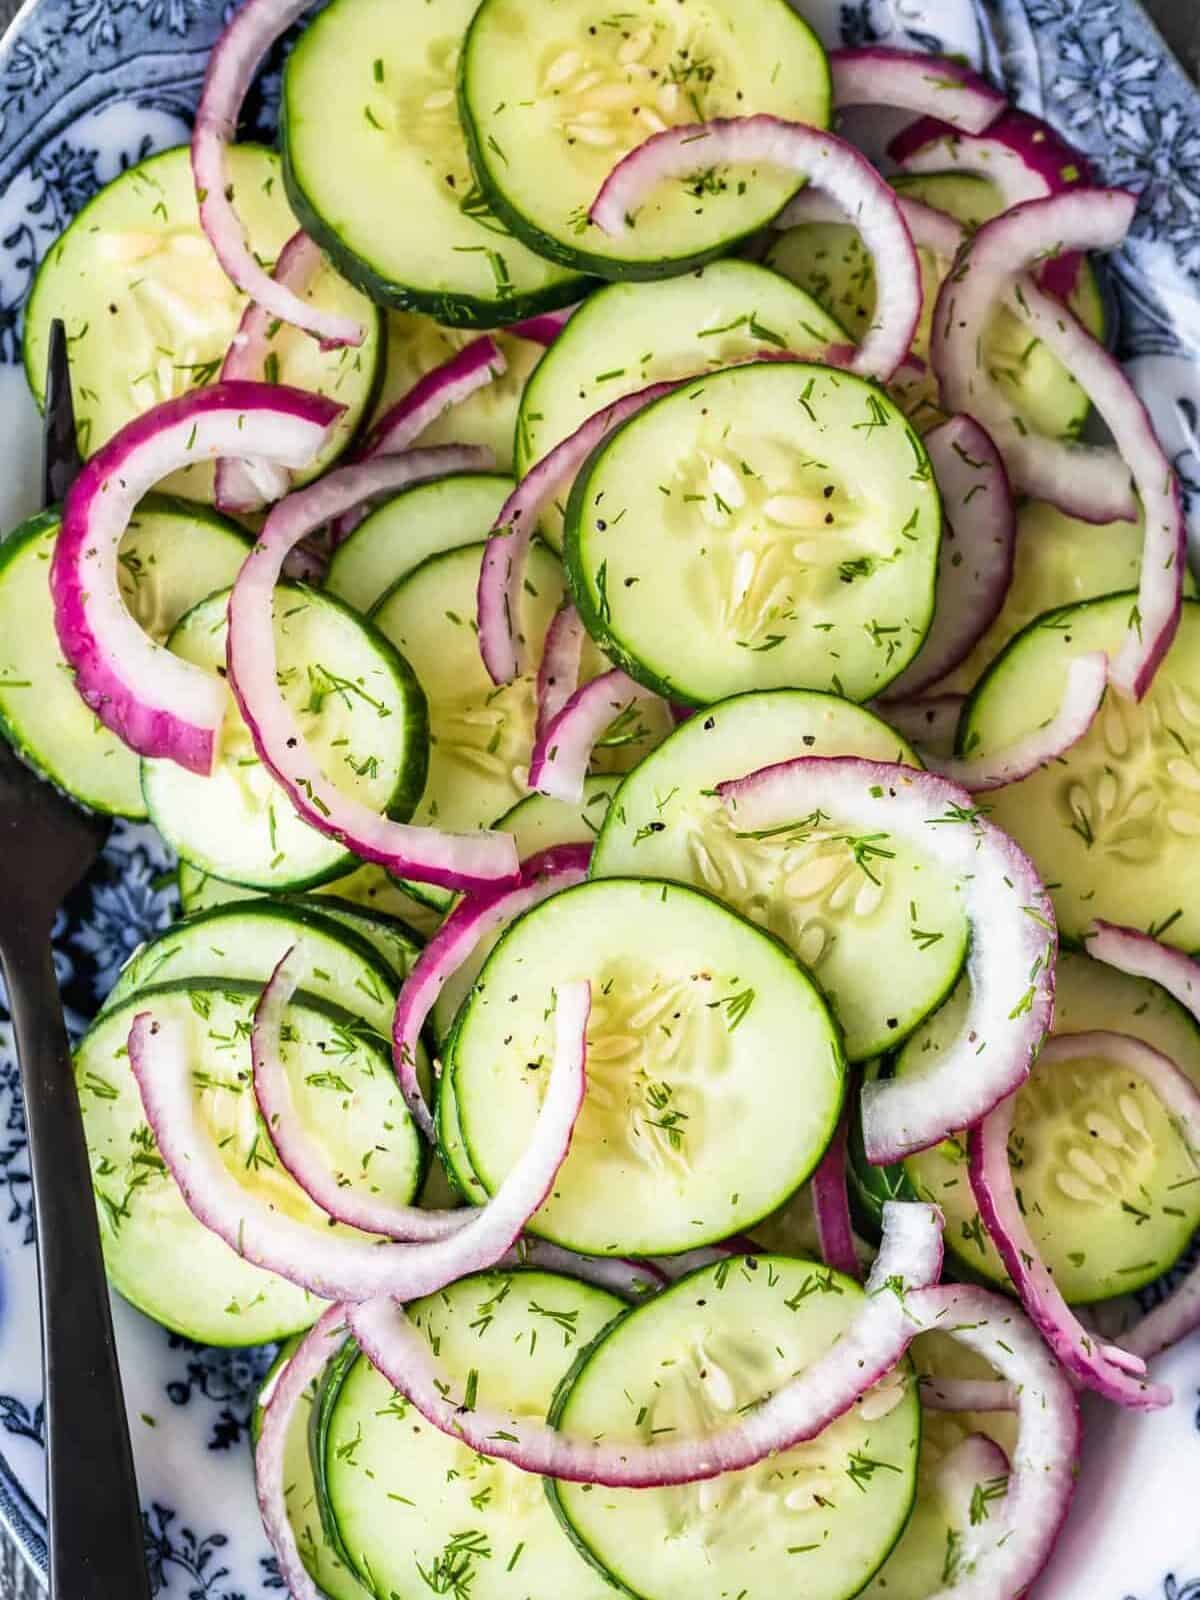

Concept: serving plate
[[0, 0, 1199, 1593]]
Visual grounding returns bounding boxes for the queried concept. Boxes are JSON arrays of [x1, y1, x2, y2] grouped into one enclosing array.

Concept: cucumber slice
[[370, 541, 671, 909], [143, 584, 428, 891], [427, 776, 623, 1051], [459, 0, 830, 279], [549, 1254, 918, 1599], [886, 949, 1200, 1303], [299, 898, 423, 983], [374, 318, 543, 472], [281, 0, 589, 325], [436, 1050, 488, 1206], [324, 1270, 623, 1599], [958, 595, 1200, 947], [0, 499, 247, 817], [251, 1339, 367, 1600], [938, 499, 1198, 695], [450, 877, 845, 1254], [766, 167, 1105, 442], [514, 262, 846, 546], [76, 980, 423, 1345], [23, 144, 381, 499], [564, 361, 941, 704], [99, 900, 399, 1037], [326, 472, 515, 614], [177, 861, 444, 940], [591, 689, 968, 1059]]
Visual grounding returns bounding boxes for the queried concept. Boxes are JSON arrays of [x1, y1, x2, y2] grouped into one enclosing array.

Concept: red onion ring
[[507, 305, 578, 346], [214, 231, 323, 514], [930, 188, 1139, 527], [647, 1237, 761, 1281], [392, 843, 591, 1139], [907, 1281, 1080, 1599], [968, 1030, 1187, 1408], [716, 757, 1056, 1164], [829, 48, 1005, 135], [884, 415, 1015, 699], [477, 381, 677, 685], [528, 669, 662, 804], [50, 382, 341, 776], [777, 188, 965, 266], [811, 1112, 861, 1280], [252, 945, 471, 1239], [935, 1432, 1012, 1566], [927, 652, 1108, 792], [192, 0, 363, 349], [508, 1240, 665, 1298], [331, 336, 506, 542], [589, 116, 921, 384], [347, 1200, 944, 1487], [877, 694, 965, 758], [254, 1303, 350, 1600], [917, 1376, 1017, 1413], [127, 979, 589, 1301], [225, 445, 523, 894], [536, 604, 587, 744], [889, 107, 1092, 301]]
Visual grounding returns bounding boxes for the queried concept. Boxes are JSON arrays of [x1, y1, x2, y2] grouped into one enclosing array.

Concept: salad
[[2, 0, 1198, 1595]]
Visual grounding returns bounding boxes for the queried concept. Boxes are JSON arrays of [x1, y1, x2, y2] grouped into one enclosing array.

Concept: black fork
[[0, 319, 151, 1598]]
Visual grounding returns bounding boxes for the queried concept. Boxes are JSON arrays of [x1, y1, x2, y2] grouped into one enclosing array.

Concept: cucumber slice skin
[[98, 899, 399, 1033], [280, 0, 592, 329], [450, 875, 846, 1255], [886, 949, 1200, 1303], [296, 897, 423, 982], [143, 584, 430, 893], [958, 594, 1200, 949], [590, 688, 969, 1061], [547, 1254, 919, 1600], [458, 0, 831, 281], [0, 498, 249, 818], [76, 979, 422, 1346], [324, 1270, 624, 1600], [325, 472, 515, 615], [563, 362, 941, 706], [177, 861, 445, 941], [24, 144, 382, 494]]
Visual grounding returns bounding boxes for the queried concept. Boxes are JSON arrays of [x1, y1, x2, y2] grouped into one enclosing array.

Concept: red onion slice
[[908, 1281, 1080, 1599], [811, 1113, 861, 1280], [884, 416, 1015, 698], [777, 189, 966, 267], [536, 604, 587, 743], [717, 757, 1056, 1163], [935, 1432, 1012, 1573], [930, 188, 1138, 526], [968, 1030, 1187, 1408], [529, 669, 662, 804], [877, 693, 965, 758], [347, 1200, 944, 1487], [254, 1303, 350, 1600], [478, 381, 677, 685], [127, 980, 589, 1301], [927, 652, 1108, 792], [589, 116, 921, 384], [917, 1376, 1017, 1413], [392, 843, 591, 1139], [50, 382, 341, 776], [974, 205, 1184, 698], [252, 946, 472, 1240], [214, 231, 324, 515], [507, 306, 578, 346], [647, 1237, 760, 1281], [192, 0, 362, 348], [830, 48, 1005, 135], [508, 1240, 665, 1298], [225, 445, 522, 894]]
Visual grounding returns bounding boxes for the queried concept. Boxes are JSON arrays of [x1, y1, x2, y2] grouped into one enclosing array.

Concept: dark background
[[0, 0, 1192, 1592]]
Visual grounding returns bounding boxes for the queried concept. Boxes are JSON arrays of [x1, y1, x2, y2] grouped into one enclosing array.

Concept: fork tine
[[43, 318, 84, 507]]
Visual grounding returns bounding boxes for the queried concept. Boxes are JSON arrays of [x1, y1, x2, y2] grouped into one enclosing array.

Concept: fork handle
[[1, 935, 150, 1599]]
